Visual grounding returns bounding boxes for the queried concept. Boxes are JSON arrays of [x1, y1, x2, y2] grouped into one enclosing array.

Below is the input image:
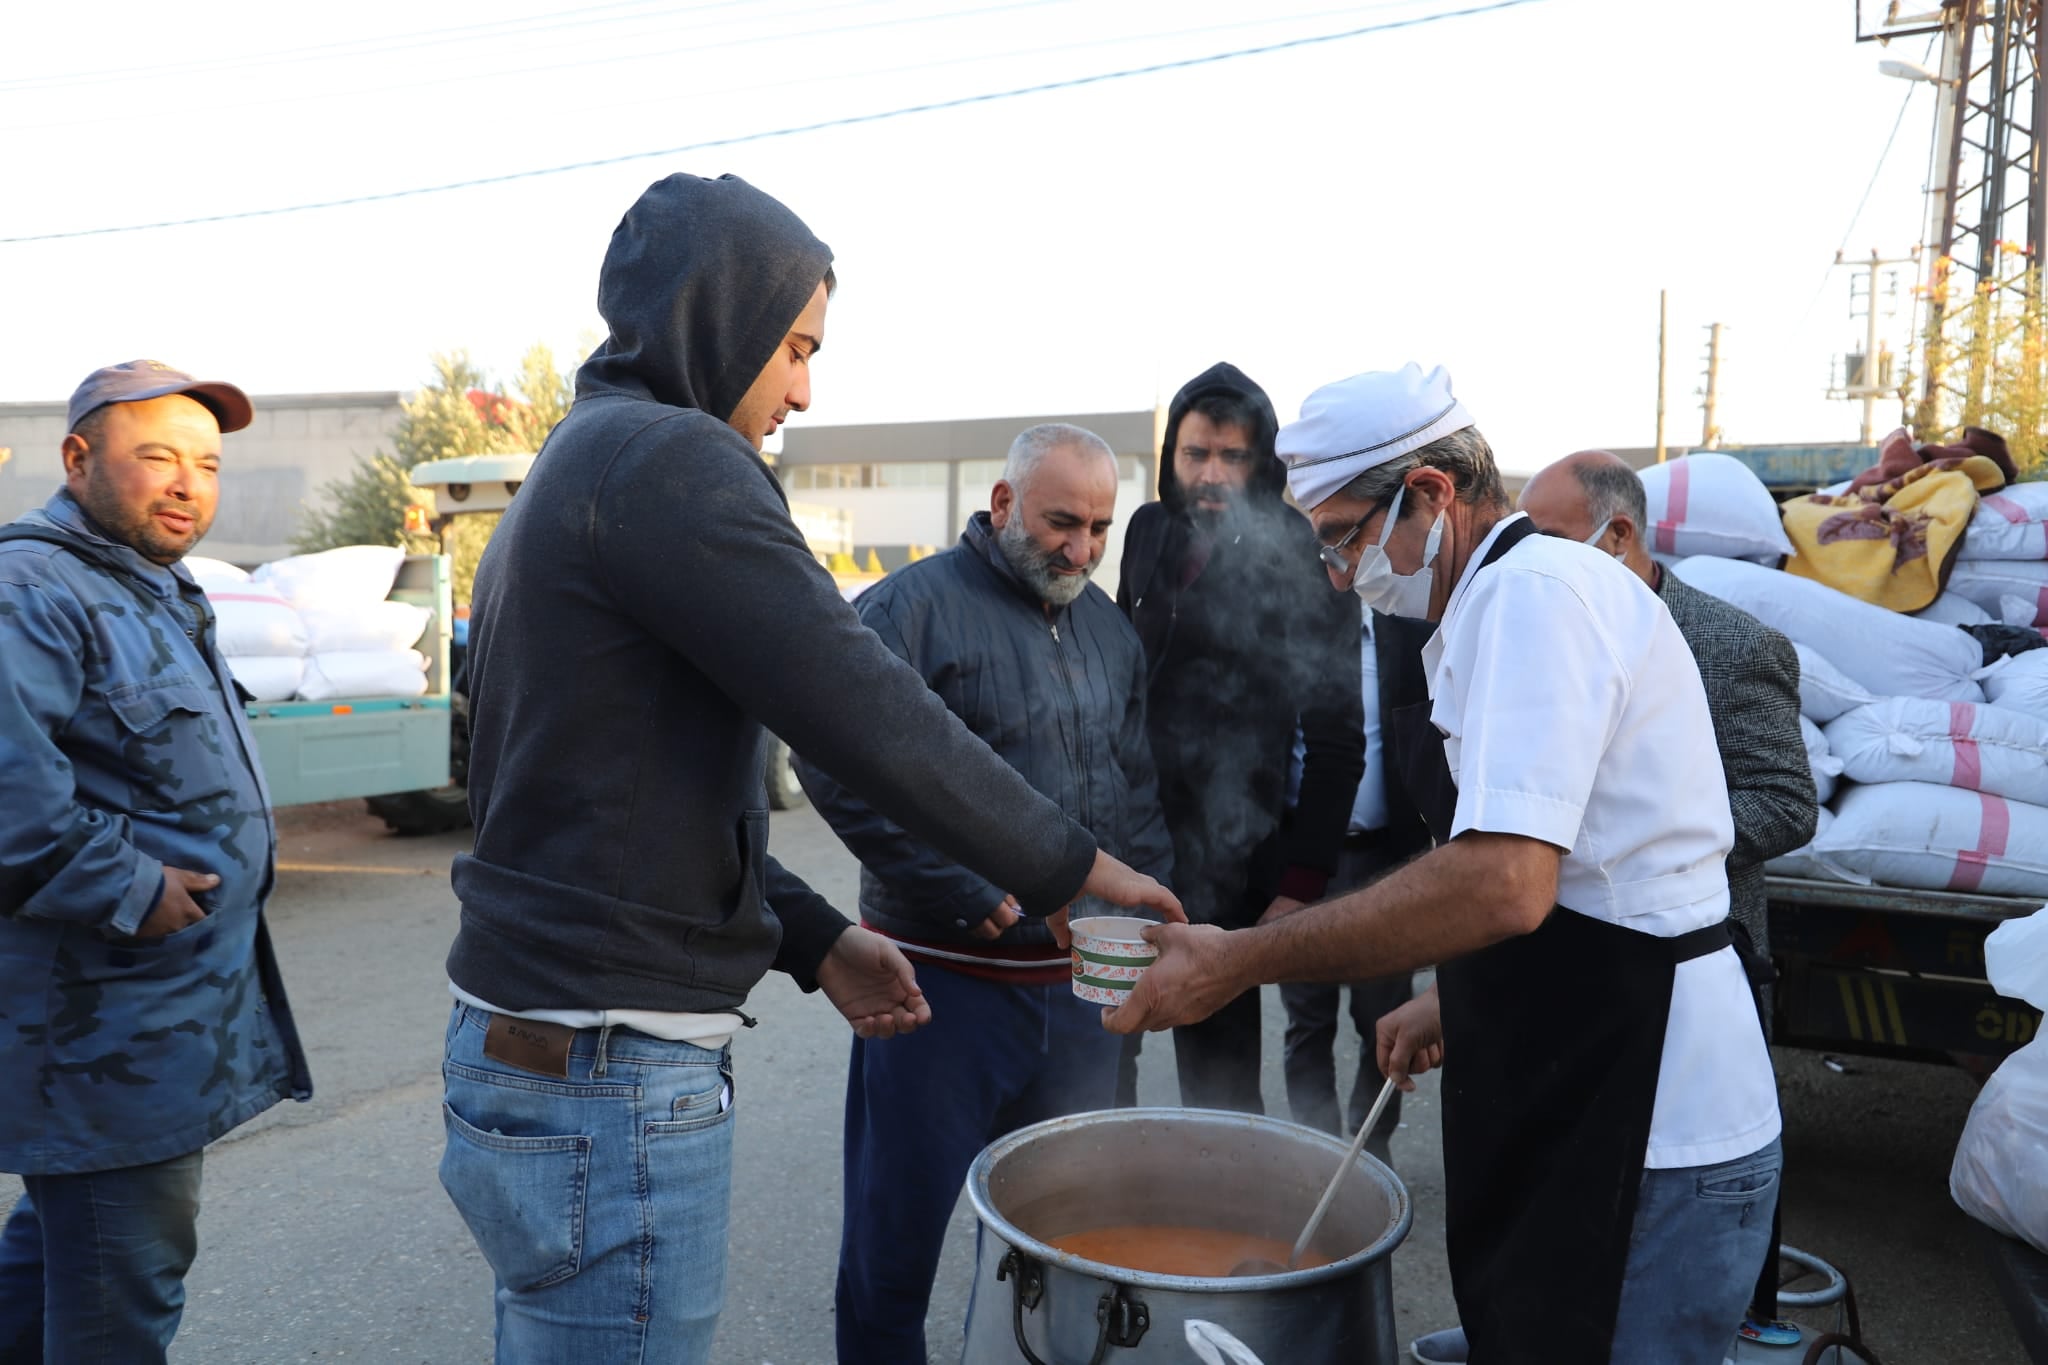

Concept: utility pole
[[1701, 323, 1725, 450], [1834, 249, 1916, 442], [1655, 290, 1669, 463]]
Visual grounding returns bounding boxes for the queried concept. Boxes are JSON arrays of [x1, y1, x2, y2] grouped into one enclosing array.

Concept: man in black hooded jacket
[[438, 173, 1180, 1365], [1116, 363, 1363, 1112]]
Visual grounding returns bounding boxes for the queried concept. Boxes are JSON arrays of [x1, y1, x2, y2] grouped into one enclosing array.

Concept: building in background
[[775, 407, 1164, 597], [0, 391, 405, 565]]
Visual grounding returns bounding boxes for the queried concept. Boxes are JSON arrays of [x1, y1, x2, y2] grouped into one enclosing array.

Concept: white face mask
[[1583, 518, 1615, 554], [1347, 483, 1445, 618]]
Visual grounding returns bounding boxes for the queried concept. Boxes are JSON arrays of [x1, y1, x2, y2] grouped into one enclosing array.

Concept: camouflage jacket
[[0, 491, 310, 1175]]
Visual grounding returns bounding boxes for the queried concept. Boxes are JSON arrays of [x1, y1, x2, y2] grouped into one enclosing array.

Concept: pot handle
[[998, 1248, 1151, 1365]]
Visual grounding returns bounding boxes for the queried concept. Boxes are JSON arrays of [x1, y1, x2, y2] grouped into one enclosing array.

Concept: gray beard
[[998, 516, 1094, 607]]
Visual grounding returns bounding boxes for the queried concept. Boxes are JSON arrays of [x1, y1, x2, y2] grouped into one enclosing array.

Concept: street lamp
[[1878, 57, 1954, 86]]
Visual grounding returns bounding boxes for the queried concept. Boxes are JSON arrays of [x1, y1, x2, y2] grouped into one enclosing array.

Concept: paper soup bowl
[[1070, 916, 1160, 1005]]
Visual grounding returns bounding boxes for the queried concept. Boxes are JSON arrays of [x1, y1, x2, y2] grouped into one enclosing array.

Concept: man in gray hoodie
[[438, 173, 1180, 1365]]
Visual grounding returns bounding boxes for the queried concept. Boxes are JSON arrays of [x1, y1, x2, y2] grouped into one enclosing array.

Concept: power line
[[0, 0, 1412, 137], [0, 0, 766, 91], [1, 0, 1542, 245], [0, 0, 1081, 134], [1796, 41, 1932, 327]]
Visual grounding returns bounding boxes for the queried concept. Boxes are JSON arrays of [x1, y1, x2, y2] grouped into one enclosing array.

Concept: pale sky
[[2, 0, 1942, 473]]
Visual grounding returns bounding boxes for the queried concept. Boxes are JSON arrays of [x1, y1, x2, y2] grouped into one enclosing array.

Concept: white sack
[[255, 545, 405, 610], [201, 582, 307, 658], [1982, 651, 2048, 721], [298, 649, 429, 701], [1767, 808, 1861, 883], [300, 600, 433, 654], [1799, 716, 1844, 804], [1675, 556, 1984, 703], [1817, 781, 2048, 897], [1793, 644, 1879, 723], [226, 655, 304, 703], [1948, 560, 2048, 624], [1986, 906, 2048, 1011], [1638, 454, 1794, 563], [183, 555, 248, 584], [1960, 482, 2048, 561], [1951, 1035, 2048, 1254], [1825, 697, 2048, 807], [1915, 592, 1994, 627]]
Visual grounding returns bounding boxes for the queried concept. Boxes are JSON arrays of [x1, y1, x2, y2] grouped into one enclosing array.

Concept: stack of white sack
[[252, 546, 430, 700], [1637, 454, 1795, 566], [1958, 482, 2048, 561], [1672, 555, 1986, 703], [1952, 908, 2048, 1254], [1799, 716, 1844, 804], [1948, 560, 2048, 627], [185, 556, 305, 702]]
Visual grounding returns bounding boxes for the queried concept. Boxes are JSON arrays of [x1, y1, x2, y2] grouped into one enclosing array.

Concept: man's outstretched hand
[[817, 927, 931, 1040], [1099, 922, 1242, 1034], [1048, 850, 1187, 948]]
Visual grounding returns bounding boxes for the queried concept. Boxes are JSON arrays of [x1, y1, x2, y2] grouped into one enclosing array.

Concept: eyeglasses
[[1317, 504, 1380, 572]]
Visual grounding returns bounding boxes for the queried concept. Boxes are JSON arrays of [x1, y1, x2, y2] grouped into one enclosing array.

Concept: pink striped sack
[[1817, 780, 2048, 897], [1948, 560, 2048, 625], [1824, 697, 2048, 807], [1637, 453, 1795, 564], [1959, 482, 2048, 561]]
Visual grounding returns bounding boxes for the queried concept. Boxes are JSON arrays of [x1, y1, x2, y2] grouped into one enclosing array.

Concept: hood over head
[[575, 173, 834, 420], [1158, 362, 1284, 515]]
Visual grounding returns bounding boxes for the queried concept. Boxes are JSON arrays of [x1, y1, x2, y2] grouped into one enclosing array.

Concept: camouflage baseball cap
[[67, 359, 253, 434]]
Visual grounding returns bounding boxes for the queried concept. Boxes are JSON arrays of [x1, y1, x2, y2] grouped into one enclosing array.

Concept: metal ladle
[[1229, 1076, 1399, 1278]]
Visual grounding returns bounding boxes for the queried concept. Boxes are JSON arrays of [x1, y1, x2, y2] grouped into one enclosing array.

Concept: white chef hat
[[1278, 363, 1474, 510]]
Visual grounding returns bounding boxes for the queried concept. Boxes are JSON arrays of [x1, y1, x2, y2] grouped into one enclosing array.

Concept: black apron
[[1381, 518, 1733, 1364]]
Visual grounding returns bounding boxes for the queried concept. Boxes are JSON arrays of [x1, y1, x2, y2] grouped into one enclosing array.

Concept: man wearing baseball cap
[[1104, 365, 1783, 1364], [0, 362, 310, 1363]]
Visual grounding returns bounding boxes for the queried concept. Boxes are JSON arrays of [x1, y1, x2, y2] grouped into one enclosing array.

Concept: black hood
[[575, 173, 833, 420], [1157, 362, 1286, 514]]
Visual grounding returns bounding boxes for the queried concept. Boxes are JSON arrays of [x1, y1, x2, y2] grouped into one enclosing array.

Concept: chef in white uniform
[[1104, 365, 1781, 1365]]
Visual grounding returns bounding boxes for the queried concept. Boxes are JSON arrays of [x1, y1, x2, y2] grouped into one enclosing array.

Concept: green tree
[[292, 346, 576, 600]]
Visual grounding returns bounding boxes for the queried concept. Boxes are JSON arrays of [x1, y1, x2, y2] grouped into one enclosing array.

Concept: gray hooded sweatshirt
[[445, 173, 1098, 1013]]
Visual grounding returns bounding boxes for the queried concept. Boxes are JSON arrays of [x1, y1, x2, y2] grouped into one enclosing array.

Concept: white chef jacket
[[1421, 514, 1780, 1170]]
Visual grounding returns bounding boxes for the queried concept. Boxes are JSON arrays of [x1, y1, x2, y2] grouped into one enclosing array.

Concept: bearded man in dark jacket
[[1116, 363, 1364, 1112]]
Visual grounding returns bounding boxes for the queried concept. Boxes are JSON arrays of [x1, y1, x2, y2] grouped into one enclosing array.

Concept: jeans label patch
[[483, 1013, 574, 1078]]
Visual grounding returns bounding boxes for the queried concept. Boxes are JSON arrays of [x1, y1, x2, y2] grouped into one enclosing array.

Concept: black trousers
[[1278, 839, 1414, 1143]]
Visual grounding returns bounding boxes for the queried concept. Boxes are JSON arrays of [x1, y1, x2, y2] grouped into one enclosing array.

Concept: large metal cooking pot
[[963, 1108, 1411, 1364]]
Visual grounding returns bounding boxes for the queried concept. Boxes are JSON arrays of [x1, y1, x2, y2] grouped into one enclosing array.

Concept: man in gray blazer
[[1519, 451, 1816, 966], [1517, 448, 1816, 1350]]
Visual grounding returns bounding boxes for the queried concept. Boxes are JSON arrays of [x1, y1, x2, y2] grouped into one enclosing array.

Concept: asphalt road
[[0, 800, 2027, 1363]]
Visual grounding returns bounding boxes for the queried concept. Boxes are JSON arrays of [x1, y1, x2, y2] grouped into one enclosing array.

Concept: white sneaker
[[1409, 1326, 1469, 1364]]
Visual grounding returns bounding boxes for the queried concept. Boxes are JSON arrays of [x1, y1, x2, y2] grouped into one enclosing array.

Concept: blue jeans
[[439, 1003, 735, 1365], [836, 964, 1120, 1365], [1610, 1137, 1784, 1365], [0, 1149, 204, 1364]]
